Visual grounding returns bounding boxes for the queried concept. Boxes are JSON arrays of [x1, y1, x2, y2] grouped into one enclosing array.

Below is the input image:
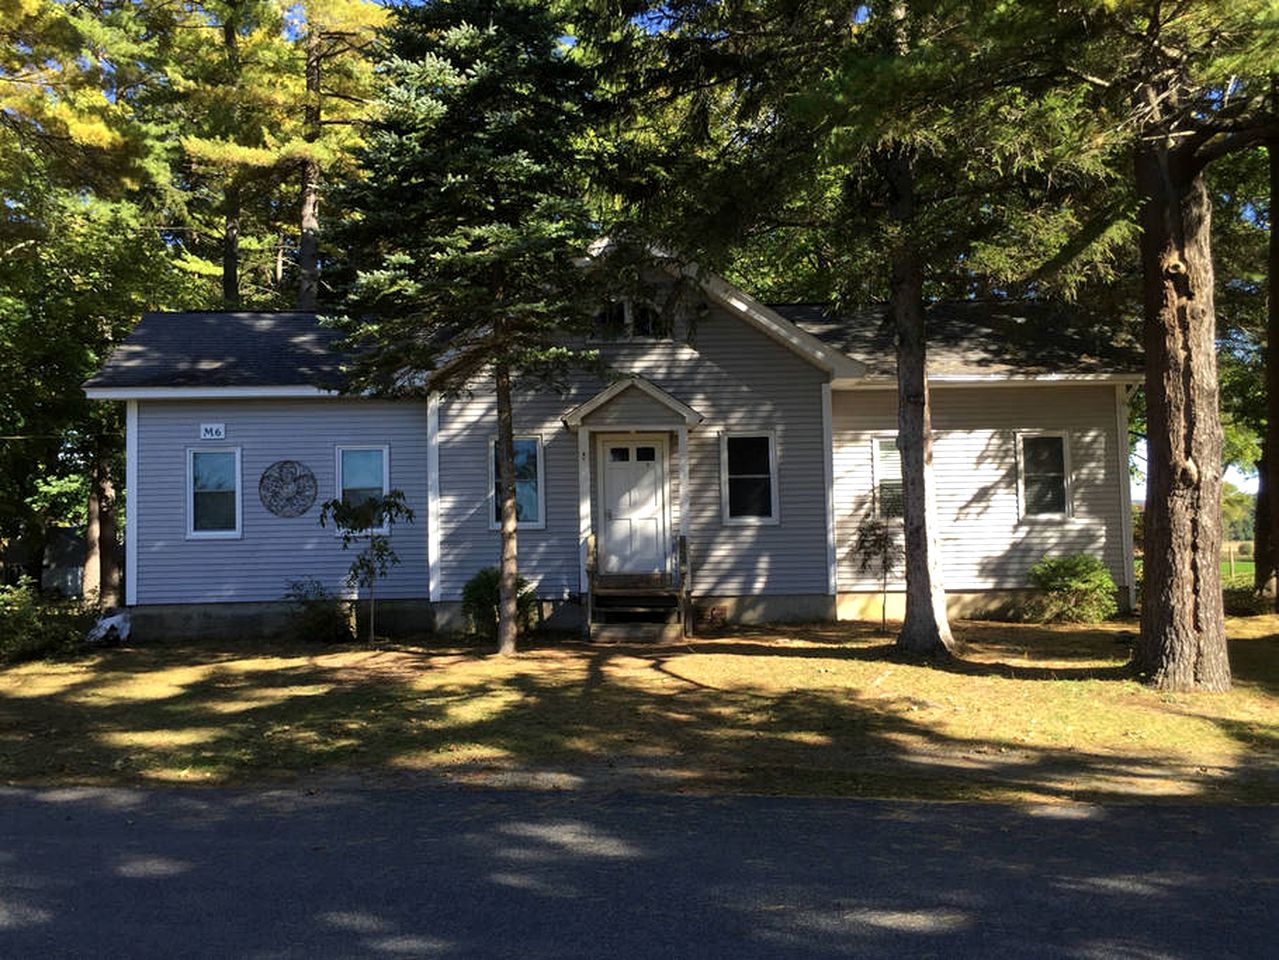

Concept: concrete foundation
[[836, 587, 1133, 623], [129, 599, 435, 642]]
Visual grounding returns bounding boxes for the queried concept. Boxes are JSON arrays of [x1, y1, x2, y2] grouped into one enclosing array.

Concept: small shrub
[[283, 579, 355, 644], [1024, 554, 1118, 624], [461, 567, 537, 639], [1235, 541, 1253, 559], [0, 579, 95, 664], [1223, 587, 1271, 617]]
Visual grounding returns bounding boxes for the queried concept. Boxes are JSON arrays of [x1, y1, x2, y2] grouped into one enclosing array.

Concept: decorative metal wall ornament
[[258, 460, 318, 518]]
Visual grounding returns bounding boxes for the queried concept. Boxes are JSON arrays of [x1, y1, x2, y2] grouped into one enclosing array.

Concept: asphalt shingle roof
[[85, 312, 347, 390], [770, 301, 1143, 378], [87, 300, 1142, 392]]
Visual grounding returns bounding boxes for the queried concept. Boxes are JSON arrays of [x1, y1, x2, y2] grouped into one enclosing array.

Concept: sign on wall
[[200, 423, 226, 440]]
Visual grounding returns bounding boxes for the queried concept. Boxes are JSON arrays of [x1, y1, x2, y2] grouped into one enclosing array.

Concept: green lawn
[[3, 618, 1277, 804]]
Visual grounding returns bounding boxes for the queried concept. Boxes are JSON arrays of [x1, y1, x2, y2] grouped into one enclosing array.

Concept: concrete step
[[588, 622, 686, 643]]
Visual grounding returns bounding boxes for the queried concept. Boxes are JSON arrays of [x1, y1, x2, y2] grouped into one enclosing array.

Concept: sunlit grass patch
[[1, 618, 1277, 803]]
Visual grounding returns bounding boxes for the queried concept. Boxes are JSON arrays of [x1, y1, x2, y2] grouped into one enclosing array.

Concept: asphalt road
[[0, 783, 1275, 959]]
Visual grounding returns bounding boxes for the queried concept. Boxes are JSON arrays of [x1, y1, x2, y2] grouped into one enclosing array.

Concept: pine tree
[[335, 0, 607, 655]]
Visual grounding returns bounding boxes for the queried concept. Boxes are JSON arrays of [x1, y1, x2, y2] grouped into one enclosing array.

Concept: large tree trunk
[[1266, 136, 1279, 608], [81, 440, 120, 606], [886, 149, 955, 658], [1255, 452, 1274, 595], [298, 28, 322, 311], [1133, 142, 1230, 691], [494, 363, 520, 657], [82, 473, 101, 602], [98, 459, 120, 606]]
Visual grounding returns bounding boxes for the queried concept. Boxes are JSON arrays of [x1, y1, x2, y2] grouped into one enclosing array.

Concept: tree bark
[[298, 27, 322, 311], [1266, 135, 1279, 608], [1133, 141, 1230, 691], [1255, 452, 1274, 595], [494, 362, 520, 656], [81, 440, 120, 607], [82, 472, 101, 603], [223, 183, 241, 309], [886, 148, 955, 658], [98, 454, 120, 606]]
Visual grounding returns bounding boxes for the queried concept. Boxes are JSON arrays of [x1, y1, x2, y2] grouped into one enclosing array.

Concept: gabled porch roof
[[562, 376, 704, 428]]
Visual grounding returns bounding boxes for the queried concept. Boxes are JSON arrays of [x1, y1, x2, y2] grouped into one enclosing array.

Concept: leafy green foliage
[[0, 579, 96, 665], [283, 578, 354, 645], [319, 490, 415, 592], [1025, 555, 1118, 624], [461, 567, 537, 641]]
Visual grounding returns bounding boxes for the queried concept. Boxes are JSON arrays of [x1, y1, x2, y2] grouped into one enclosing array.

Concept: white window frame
[[719, 431, 780, 526], [871, 433, 905, 522], [1016, 431, 1073, 520], [488, 435, 547, 531], [186, 447, 242, 540], [334, 445, 391, 535]]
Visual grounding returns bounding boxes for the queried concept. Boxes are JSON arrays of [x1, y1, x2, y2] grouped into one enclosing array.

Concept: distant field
[[1135, 557, 1256, 586]]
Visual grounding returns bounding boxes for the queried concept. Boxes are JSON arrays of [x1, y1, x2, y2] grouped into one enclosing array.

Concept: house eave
[[84, 385, 339, 400], [831, 373, 1144, 390]]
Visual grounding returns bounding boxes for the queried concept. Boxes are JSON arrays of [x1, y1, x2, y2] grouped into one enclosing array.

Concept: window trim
[[1016, 431, 1073, 520], [488, 435, 547, 531], [186, 446, 242, 540], [871, 433, 905, 522], [334, 444, 391, 535], [719, 431, 780, 526]]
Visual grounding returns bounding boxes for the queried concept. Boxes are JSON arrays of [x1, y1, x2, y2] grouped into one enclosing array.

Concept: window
[[491, 437, 545, 528], [188, 448, 241, 538], [592, 299, 670, 340], [335, 446, 389, 533], [721, 433, 778, 524], [1020, 434, 1070, 517], [874, 437, 904, 519]]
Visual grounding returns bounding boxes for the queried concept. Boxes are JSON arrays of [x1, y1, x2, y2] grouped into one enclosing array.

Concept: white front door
[[599, 436, 668, 575]]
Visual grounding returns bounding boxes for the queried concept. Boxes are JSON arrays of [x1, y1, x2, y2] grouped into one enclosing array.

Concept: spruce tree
[[335, 0, 606, 654]]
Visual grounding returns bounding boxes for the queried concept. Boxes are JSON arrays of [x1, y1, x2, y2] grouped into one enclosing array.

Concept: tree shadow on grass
[[2, 629, 1276, 804]]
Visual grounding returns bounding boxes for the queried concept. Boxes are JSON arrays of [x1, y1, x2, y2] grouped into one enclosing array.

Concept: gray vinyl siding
[[832, 385, 1128, 591], [133, 399, 429, 604], [438, 303, 830, 600]]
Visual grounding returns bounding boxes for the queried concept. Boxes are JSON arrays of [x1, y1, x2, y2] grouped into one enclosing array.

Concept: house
[[83, 273, 1141, 639]]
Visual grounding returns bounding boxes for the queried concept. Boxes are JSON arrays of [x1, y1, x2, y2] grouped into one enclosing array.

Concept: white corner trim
[[578, 427, 591, 593], [562, 375, 704, 428], [821, 383, 837, 595], [125, 400, 138, 606], [677, 425, 690, 541], [85, 385, 337, 400], [427, 394, 441, 602], [693, 272, 865, 379], [1115, 384, 1137, 610]]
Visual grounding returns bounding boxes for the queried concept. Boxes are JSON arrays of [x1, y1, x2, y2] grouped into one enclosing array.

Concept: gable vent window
[[874, 437, 904, 520], [1020, 434, 1069, 516], [721, 433, 778, 524], [188, 448, 241, 538], [593, 299, 670, 340]]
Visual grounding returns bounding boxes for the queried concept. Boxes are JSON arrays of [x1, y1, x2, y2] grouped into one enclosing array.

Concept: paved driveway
[[1, 784, 1275, 958]]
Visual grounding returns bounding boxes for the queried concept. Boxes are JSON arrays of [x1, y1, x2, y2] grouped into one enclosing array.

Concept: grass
[[2, 618, 1278, 804]]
